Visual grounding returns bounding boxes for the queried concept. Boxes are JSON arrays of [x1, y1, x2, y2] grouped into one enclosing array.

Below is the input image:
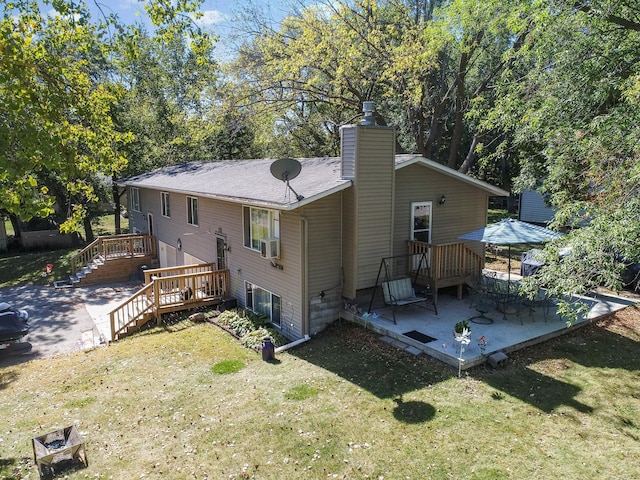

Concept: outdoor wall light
[[439, 194, 447, 206], [177, 238, 182, 251]]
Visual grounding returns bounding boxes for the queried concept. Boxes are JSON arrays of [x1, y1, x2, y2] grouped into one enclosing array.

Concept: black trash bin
[[219, 297, 237, 311], [138, 265, 149, 282]]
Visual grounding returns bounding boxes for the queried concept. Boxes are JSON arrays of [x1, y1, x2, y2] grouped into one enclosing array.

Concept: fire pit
[[32, 425, 87, 478]]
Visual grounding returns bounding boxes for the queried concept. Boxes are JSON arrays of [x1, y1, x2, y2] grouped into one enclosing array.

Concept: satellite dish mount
[[270, 158, 304, 202]]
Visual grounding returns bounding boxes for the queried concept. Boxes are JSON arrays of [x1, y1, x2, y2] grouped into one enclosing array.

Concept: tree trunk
[[448, 51, 469, 169], [458, 133, 480, 174], [112, 183, 123, 235], [83, 216, 95, 243]]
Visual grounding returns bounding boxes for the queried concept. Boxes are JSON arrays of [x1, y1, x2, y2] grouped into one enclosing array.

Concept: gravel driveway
[[0, 282, 142, 367]]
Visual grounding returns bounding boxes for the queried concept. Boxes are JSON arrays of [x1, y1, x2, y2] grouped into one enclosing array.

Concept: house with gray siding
[[519, 190, 556, 225], [119, 122, 508, 341]]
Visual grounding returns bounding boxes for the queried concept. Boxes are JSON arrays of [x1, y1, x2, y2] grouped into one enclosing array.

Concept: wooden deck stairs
[[109, 263, 229, 341], [66, 234, 157, 286]]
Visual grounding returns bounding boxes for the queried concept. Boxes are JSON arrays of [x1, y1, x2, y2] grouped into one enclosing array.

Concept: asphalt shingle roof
[[120, 155, 507, 210]]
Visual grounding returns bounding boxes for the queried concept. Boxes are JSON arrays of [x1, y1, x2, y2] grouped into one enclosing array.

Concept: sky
[[83, 0, 291, 58]]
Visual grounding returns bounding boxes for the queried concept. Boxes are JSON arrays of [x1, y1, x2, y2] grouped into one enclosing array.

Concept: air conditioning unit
[[260, 238, 280, 259]]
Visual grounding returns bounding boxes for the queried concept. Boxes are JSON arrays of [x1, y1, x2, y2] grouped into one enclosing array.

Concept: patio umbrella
[[458, 218, 563, 291]]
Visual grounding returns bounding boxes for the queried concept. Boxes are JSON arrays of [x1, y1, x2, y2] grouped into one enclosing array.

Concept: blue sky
[[86, 0, 233, 30], [82, 0, 291, 59]]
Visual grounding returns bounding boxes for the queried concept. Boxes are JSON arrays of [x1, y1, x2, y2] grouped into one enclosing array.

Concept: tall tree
[[0, 0, 130, 234], [232, 0, 533, 183], [489, 1, 640, 318], [0, 0, 218, 236]]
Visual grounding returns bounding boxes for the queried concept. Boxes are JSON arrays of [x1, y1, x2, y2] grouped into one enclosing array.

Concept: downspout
[[301, 215, 309, 337], [275, 334, 311, 354]]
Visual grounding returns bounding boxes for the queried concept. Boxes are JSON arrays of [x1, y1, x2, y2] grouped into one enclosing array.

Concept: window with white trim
[[243, 206, 280, 251], [161, 192, 170, 218], [187, 196, 198, 226], [130, 187, 141, 212], [411, 201, 432, 243], [245, 282, 281, 326]]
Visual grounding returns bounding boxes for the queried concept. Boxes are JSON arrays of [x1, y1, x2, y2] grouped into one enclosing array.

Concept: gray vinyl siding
[[130, 187, 306, 339], [519, 190, 555, 224], [394, 165, 488, 258]]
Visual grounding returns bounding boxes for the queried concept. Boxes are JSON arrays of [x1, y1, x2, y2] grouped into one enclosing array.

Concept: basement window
[[245, 282, 281, 326]]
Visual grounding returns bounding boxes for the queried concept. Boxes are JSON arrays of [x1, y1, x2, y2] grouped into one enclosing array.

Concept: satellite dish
[[270, 158, 302, 182], [270, 158, 304, 201]]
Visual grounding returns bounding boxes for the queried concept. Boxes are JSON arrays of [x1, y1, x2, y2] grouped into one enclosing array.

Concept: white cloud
[[191, 10, 225, 27]]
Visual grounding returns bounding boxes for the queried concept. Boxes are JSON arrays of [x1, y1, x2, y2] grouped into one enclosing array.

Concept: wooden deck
[[408, 240, 483, 299], [70, 234, 157, 285], [109, 265, 229, 340]]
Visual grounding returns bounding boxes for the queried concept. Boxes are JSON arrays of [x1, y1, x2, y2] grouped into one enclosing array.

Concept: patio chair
[[468, 275, 495, 324], [518, 292, 554, 322]]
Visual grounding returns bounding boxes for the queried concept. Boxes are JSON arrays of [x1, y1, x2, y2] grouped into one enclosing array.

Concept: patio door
[[411, 202, 432, 270]]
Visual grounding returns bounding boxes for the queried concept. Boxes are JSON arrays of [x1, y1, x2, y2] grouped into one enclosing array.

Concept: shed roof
[[119, 155, 508, 210]]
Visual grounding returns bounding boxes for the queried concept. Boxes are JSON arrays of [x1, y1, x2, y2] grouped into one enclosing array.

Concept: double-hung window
[[187, 196, 198, 226], [243, 206, 280, 250], [161, 192, 170, 218], [130, 187, 141, 212], [245, 282, 281, 326]]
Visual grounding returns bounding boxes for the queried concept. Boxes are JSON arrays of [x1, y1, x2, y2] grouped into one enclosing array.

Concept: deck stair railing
[[71, 234, 156, 276], [109, 264, 229, 341], [408, 240, 483, 296]]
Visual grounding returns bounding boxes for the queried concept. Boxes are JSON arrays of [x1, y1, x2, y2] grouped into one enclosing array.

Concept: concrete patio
[[344, 271, 636, 370]]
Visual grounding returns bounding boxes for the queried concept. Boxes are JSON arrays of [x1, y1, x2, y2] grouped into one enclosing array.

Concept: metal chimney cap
[[361, 101, 376, 126]]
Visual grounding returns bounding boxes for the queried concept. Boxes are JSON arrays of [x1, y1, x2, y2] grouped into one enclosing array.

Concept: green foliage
[[215, 308, 288, 348], [233, 0, 534, 178], [489, 1, 640, 314]]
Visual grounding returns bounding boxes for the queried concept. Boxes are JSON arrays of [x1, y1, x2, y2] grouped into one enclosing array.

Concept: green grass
[[0, 214, 128, 288], [0, 248, 78, 287], [1, 308, 639, 479]]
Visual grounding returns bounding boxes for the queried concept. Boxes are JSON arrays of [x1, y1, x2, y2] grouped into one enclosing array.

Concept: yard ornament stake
[[454, 328, 471, 378]]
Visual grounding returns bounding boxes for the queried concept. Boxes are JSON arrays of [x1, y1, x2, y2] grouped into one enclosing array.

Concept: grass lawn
[[0, 214, 128, 288], [1, 306, 639, 479]]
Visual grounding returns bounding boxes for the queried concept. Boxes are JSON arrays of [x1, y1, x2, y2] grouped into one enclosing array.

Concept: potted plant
[[454, 320, 470, 335]]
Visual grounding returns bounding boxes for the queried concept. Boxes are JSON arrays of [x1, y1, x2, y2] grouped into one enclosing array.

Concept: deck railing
[[408, 240, 483, 284], [71, 234, 156, 275], [109, 269, 229, 341], [143, 263, 216, 285], [110, 282, 156, 340]]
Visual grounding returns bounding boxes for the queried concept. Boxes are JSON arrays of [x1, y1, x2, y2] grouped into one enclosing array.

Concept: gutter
[[275, 334, 311, 354]]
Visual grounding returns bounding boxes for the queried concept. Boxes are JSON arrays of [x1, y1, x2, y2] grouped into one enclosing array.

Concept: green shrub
[[241, 328, 288, 350]]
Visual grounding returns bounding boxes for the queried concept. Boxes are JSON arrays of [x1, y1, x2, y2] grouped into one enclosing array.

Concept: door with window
[[216, 235, 227, 270], [411, 202, 432, 270], [411, 202, 432, 243], [147, 213, 154, 236]]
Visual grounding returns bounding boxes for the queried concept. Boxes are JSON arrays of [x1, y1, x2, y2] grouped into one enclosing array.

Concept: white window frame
[[411, 201, 432, 243], [130, 187, 141, 213], [161, 192, 170, 218], [187, 196, 199, 226], [245, 281, 281, 326], [243, 206, 280, 251]]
